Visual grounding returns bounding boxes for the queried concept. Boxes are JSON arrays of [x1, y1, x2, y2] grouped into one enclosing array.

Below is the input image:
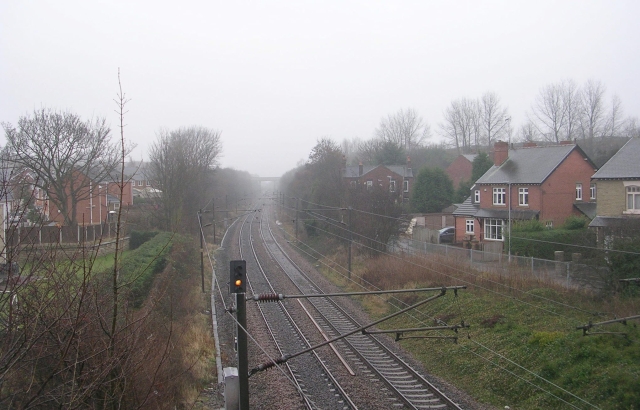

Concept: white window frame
[[493, 187, 506, 205], [389, 180, 396, 192], [465, 219, 474, 234], [518, 187, 529, 206], [576, 183, 582, 201], [366, 180, 373, 190], [403, 180, 409, 192], [137, 180, 143, 186], [474, 190, 480, 203], [484, 218, 504, 241], [625, 183, 640, 214], [590, 183, 596, 200], [545, 221, 553, 229]]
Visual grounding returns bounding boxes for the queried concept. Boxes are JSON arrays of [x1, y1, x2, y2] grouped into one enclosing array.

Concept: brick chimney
[[493, 140, 509, 166], [523, 142, 537, 148], [359, 162, 363, 176], [406, 156, 412, 174]]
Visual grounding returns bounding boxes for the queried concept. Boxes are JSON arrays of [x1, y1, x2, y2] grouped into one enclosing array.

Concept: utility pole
[[347, 207, 352, 278], [295, 197, 299, 241], [198, 209, 212, 293], [198, 210, 205, 292], [212, 198, 216, 245]]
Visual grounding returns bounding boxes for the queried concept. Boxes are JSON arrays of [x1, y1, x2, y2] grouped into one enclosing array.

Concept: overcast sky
[[1, 1, 639, 177]]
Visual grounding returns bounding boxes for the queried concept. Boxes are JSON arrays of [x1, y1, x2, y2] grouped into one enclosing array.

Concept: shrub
[[511, 219, 544, 232], [508, 228, 596, 260], [119, 232, 174, 307], [563, 216, 589, 230], [129, 230, 160, 250]]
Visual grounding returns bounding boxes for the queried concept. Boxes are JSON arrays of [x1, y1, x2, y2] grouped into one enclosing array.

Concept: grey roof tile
[[452, 196, 479, 216], [574, 202, 597, 219], [591, 138, 640, 179], [343, 165, 413, 178], [476, 144, 582, 185]]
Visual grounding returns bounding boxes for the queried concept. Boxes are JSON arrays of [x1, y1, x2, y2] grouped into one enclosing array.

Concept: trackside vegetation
[[0, 232, 216, 409], [311, 244, 640, 409], [117, 231, 173, 307]]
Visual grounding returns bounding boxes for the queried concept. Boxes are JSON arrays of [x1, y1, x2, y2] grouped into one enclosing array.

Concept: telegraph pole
[[212, 199, 216, 244], [198, 210, 205, 292], [348, 207, 352, 278], [295, 197, 299, 241]]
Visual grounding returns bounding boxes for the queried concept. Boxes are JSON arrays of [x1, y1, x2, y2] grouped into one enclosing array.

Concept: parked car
[[438, 226, 455, 244]]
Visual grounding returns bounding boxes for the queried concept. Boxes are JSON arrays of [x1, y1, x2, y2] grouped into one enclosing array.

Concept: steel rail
[[237, 213, 314, 409], [263, 204, 463, 409], [242, 210, 357, 409]]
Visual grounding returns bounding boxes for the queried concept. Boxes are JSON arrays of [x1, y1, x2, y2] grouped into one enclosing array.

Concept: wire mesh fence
[[395, 237, 608, 291]]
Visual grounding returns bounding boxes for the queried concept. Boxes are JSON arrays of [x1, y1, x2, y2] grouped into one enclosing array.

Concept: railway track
[[254, 204, 463, 410], [238, 212, 356, 409]]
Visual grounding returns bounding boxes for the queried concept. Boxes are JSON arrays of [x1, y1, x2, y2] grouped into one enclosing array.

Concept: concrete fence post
[[531, 256, 534, 275], [554, 251, 564, 278]]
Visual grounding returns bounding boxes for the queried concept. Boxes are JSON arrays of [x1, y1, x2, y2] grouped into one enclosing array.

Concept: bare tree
[[341, 137, 361, 166], [515, 120, 540, 142], [439, 98, 478, 154], [148, 126, 222, 232], [480, 92, 510, 146], [560, 79, 581, 141], [623, 117, 640, 139], [356, 138, 384, 165], [530, 79, 582, 143], [529, 82, 566, 143], [0, 71, 212, 410], [374, 108, 431, 154], [579, 79, 607, 140], [2, 109, 121, 227], [604, 94, 625, 137]]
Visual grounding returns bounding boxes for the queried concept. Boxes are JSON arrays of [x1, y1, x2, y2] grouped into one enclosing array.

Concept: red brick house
[[453, 141, 597, 244], [124, 161, 157, 196], [47, 170, 133, 226], [446, 154, 476, 189], [342, 159, 414, 202]]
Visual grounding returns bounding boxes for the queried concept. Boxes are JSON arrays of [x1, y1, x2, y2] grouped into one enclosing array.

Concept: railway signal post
[[230, 260, 249, 409]]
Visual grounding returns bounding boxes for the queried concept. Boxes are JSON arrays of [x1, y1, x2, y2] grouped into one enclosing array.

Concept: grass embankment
[[103, 232, 217, 407], [315, 248, 640, 409]]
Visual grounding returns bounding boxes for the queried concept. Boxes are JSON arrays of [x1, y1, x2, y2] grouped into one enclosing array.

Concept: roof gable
[[343, 164, 413, 178]]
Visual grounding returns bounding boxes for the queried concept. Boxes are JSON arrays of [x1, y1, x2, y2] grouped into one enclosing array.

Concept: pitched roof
[[452, 196, 479, 216], [574, 202, 597, 219], [343, 164, 413, 178], [462, 154, 477, 162], [475, 208, 539, 220], [591, 138, 640, 180], [476, 144, 590, 185]]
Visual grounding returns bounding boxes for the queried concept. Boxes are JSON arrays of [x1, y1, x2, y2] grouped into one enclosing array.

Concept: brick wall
[[540, 149, 596, 225], [446, 156, 473, 189], [355, 166, 412, 200]]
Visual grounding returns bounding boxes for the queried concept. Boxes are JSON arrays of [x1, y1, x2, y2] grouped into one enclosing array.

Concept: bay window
[[485, 218, 504, 241]]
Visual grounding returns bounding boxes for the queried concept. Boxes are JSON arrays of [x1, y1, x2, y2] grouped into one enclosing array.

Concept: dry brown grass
[[317, 245, 638, 319]]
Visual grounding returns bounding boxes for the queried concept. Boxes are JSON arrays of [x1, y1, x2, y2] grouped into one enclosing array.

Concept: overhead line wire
[[272, 205, 599, 409], [293, 197, 640, 257], [295, 218, 599, 319]]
